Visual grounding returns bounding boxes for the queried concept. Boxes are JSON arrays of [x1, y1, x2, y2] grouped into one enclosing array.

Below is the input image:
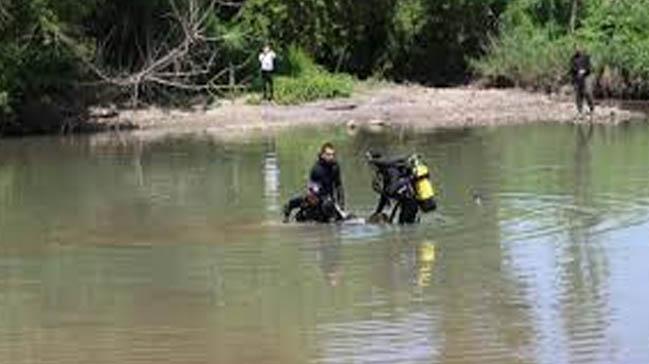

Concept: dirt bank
[[94, 84, 646, 138]]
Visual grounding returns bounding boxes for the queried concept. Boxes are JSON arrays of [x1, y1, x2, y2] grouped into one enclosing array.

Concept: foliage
[[382, 0, 508, 84], [238, 0, 507, 84], [267, 46, 354, 105], [0, 0, 87, 126], [475, 0, 649, 97], [237, 0, 395, 79], [5, 0, 649, 133], [471, 22, 574, 89], [580, 0, 649, 96]]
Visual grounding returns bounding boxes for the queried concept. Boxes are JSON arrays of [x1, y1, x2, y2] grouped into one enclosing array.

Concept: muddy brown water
[[1, 121, 649, 363]]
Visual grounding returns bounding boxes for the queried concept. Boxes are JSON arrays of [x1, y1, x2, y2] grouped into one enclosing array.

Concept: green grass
[[273, 72, 354, 104], [251, 46, 354, 105]]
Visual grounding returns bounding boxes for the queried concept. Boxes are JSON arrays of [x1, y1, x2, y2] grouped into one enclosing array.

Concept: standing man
[[258, 43, 276, 101], [570, 47, 595, 114]]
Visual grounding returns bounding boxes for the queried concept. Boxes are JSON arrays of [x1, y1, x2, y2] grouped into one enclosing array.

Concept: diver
[[283, 142, 349, 223], [283, 182, 329, 223], [366, 152, 437, 224]]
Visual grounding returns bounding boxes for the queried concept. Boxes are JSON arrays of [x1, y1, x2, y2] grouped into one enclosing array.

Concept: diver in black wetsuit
[[366, 152, 437, 224], [283, 142, 348, 223], [283, 182, 328, 223]]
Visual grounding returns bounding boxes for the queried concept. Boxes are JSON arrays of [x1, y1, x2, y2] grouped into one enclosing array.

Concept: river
[[1, 122, 648, 363]]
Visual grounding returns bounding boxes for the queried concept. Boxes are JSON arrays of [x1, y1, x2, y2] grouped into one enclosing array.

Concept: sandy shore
[[94, 84, 646, 138]]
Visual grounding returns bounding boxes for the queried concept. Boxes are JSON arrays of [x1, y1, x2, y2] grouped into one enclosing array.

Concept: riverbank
[[92, 83, 646, 138]]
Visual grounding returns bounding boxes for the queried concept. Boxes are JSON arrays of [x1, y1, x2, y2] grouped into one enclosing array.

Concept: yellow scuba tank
[[410, 156, 437, 212], [413, 164, 434, 200]]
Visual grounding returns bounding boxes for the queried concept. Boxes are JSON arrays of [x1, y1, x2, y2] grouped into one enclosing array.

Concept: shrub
[[255, 46, 354, 104], [472, 28, 574, 91], [474, 0, 649, 98], [273, 73, 353, 105]]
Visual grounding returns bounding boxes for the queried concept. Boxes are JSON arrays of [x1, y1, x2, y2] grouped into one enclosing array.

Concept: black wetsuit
[[570, 52, 594, 113], [284, 195, 328, 223], [370, 157, 419, 224], [309, 157, 345, 209], [283, 157, 346, 223]]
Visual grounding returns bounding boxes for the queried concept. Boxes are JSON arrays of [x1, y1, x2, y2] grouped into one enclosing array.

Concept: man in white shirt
[[258, 44, 276, 101]]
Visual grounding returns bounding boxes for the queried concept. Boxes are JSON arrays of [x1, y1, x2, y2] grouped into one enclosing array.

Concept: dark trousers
[[574, 75, 594, 113], [261, 70, 274, 100], [396, 198, 419, 224], [376, 195, 420, 224]]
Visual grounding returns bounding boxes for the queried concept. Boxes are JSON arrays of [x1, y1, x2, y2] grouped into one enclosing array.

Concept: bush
[[471, 4, 575, 91], [273, 73, 354, 105], [472, 26, 574, 91], [256, 46, 354, 104], [580, 0, 649, 97], [474, 0, 649, 98]]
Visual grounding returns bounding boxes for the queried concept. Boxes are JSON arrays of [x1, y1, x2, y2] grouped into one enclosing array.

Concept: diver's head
[[306, 182, 321, 205], [319, 142, 336, 164]]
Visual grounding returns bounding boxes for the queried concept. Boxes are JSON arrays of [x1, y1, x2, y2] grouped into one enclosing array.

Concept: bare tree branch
[[214, 0, 245, 8], [56, 0, 251, 107]]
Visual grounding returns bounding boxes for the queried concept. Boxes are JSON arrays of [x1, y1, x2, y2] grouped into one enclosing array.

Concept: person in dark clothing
[[283, 143, 347, 223], [368, 153, 436, 224], [570, 49, 595, 114], [368, 155, 419, 224], [309, 142, 345, 210], [283, 182, 330, 223]]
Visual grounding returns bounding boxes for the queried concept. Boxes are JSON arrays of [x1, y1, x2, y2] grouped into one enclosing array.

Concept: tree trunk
[[569, 0, 580, 33]]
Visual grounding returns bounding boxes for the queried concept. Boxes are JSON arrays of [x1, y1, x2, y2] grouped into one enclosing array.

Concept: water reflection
[[558, 123, 611, 364], [416, 241, 436, 288], [313, 233, 441, 364], [263, 141, 281, 213], [315, 236, 344, 287]]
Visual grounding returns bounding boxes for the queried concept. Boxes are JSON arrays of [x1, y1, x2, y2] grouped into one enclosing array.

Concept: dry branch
[[61, 0, 249, 106]]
